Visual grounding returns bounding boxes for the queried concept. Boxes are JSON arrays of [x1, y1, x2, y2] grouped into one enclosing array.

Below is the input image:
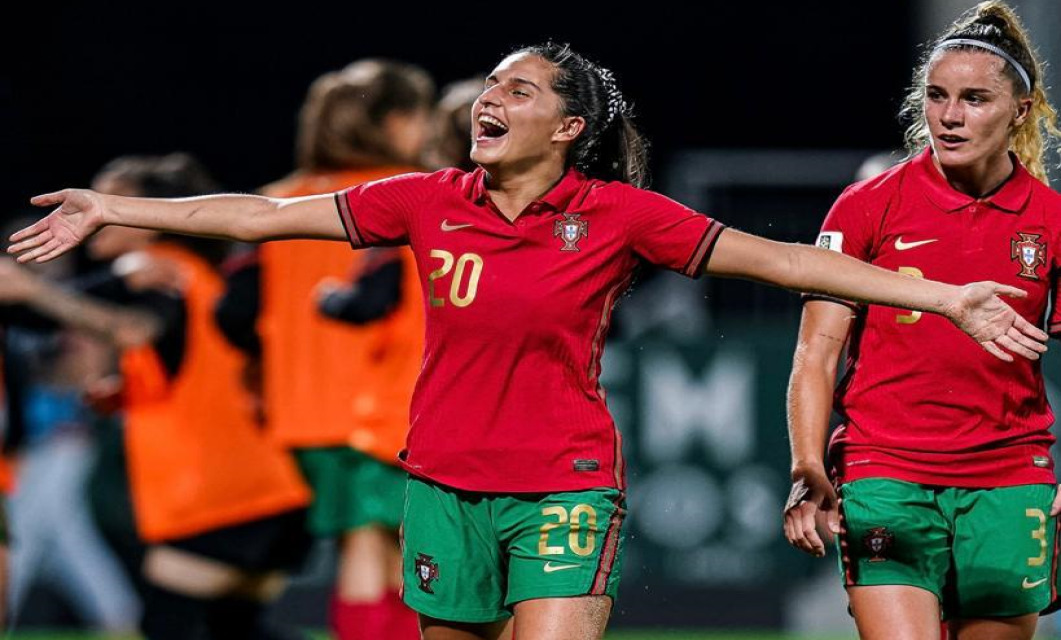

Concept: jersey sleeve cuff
[[683, 221, 727, 278], [801, 293, 863, 312], [1049, 322, 1061, 338], [334, 191, 365, 248]]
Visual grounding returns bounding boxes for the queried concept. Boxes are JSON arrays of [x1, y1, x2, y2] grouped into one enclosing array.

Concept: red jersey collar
[[471, 166, 586, 212], [914, 147, 1033, 214]]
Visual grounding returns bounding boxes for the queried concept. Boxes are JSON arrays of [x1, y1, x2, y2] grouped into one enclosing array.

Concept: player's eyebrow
[[485, 74, 541, 91]]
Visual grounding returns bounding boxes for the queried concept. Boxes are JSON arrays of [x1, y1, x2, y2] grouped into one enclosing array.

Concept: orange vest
[[121, 244, 310, 543], [260, 168, 423, 461]]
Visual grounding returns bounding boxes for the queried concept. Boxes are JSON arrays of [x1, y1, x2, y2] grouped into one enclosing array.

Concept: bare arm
[[782, 300, 853, 557], [707, 229, 1048, 361], [0, 260, 161, 349], [8, 189, 345, 264]]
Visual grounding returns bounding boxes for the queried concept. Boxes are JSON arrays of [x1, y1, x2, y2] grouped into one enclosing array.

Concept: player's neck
[[934, 151, 1014, 199], [484, 161, 566, 222]]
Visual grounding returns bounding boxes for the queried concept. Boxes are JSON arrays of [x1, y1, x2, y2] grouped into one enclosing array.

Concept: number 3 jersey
[[335, 167, 724, 493], [814, 148, 1061, 487]]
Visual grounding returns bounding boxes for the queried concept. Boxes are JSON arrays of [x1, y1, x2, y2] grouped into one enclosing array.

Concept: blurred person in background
[[0, 154, 312, 640], [0, 229, 140, 634], [10, 41, 1049, 640], [215, 59, 433, 640], [784, 3, 1061, 639], [424, 77, 483, 172]]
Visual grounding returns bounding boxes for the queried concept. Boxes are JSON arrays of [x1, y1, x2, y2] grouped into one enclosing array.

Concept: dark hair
[[900, 1, 1060, 182], [513, 42, 649, 188], [297, 59, 435, 171], [424, 77, 483, 172], [94, 153, 230, 265]]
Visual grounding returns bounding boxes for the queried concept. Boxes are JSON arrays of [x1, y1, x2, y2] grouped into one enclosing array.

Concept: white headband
[[935, 38, 1032, 93]]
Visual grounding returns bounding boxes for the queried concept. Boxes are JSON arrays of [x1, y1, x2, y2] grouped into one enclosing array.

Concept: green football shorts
[[293, 447, 407, 536], [401, 476, 626, 623], [837, 478, 1058, 619]]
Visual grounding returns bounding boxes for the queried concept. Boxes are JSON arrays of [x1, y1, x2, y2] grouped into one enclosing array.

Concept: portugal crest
[[414, 553, 440, 594], [554, 213, 588, 252], [1010, 232, 1047, 280], [863, 527, 895, 562]]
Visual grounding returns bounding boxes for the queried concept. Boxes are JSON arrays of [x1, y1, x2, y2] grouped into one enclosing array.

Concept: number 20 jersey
[[335, 167, 724, 493], [816, 148, 1061, 488]]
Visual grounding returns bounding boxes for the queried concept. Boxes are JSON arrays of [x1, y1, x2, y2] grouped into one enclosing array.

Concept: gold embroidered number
[[1027, 508, 1047, 567], [538, 504, 598, 557], [427, 250, 483, 308]]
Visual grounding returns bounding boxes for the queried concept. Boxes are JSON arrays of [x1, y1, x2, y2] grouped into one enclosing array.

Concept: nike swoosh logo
[[441, 220, 474, 232], [543, 562, 579, 573], [1023, 577, 1048, 589], [894, 237, 938, 251]]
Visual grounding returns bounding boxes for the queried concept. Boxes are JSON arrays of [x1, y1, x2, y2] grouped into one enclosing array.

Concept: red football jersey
[[816, 149, 1060, 487], [336, 167, 723, 492]]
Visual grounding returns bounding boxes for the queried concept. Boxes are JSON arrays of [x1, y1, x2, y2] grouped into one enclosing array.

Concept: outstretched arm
[[706, 229, 1048, 361], [8, 189, 345, 263]]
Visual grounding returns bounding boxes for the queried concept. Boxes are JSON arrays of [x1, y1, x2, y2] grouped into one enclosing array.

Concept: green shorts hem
[[403, 593, 512, 624], [505, 588, 616, 608]]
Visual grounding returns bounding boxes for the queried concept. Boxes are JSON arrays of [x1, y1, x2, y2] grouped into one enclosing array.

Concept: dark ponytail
[[514, 42, 650, 188]]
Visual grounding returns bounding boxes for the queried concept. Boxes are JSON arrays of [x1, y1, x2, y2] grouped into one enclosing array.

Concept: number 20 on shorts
[[539, 505, 598, 557], [428, 249, 484, 308]]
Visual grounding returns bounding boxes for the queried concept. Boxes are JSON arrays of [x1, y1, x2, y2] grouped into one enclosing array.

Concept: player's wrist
[[790, 459, 826, 480]]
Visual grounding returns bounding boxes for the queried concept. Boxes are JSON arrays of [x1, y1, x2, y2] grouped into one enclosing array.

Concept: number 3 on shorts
[[539, 505, 597, 557], [1027, 508, 1047, 566]]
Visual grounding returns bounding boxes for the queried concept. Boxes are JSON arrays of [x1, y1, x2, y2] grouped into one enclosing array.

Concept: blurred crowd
[[0, 59, 483, 640]]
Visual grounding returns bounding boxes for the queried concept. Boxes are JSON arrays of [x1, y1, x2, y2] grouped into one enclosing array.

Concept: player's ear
[[553, 116, 585, 143]]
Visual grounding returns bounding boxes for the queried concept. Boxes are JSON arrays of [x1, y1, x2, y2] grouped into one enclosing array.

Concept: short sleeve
[[334, 172, 433, 248], [623, 187, 726, 279], [803, 184, 878, 309]]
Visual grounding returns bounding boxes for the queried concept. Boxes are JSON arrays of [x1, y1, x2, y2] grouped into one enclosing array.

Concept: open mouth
[[939, 134, 968, 145], [477, 114, 509, 140]]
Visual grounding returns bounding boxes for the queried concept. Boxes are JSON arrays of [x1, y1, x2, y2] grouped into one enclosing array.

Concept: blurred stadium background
[[5, 0, 1061, 638]]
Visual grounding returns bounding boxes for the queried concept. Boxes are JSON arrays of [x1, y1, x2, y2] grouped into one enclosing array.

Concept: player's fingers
[[8, 220, 52, 245], [35, 242, 72, 264], [14, 238, 61, 264], [824, 506, 840, 542], [990, 283, 1028, 299], [981, 341, 1015, 362], [28, 190, 68, 208], [1011, 314, 1050, 342], [786, 509, 812, 552], [995, 333, 1040, 361], [800, 504, 825, 557], [8, 229, 53, 255], [1007, 326, 1048, 354], [1051, 485, 1061, 517]]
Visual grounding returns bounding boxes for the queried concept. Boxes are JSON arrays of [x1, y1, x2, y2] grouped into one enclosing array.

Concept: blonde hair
[[296, 60, 434, 171], [900, 1, 1061, 182]]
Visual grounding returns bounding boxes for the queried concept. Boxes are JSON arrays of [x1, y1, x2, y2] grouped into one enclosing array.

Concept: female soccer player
[[783, 4, 1061, 639], [10, 43, 1049, 640]]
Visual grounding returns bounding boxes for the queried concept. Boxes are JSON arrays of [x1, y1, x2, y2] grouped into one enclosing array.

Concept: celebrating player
[[783, 3, 1061, 639], [10, 42, 1049, 640]]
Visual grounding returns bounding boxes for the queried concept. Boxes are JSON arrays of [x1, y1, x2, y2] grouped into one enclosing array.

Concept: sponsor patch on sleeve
[[816, 231, 844, 253]]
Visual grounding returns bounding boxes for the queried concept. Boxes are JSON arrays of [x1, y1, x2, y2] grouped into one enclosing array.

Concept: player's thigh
[[402, 477, 510, 624], [848, 584, 942, 640], [837, 479, 951, 600], [948, 613, 1038, 640], [420, 615, 510, 640], [500, 488, 625, 611], [511, 595, 611, 640], [948, 483, 1056, 620]]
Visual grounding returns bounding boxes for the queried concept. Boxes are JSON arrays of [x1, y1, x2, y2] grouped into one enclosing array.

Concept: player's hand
[[1050, 484, 1061, 517], [8, 189, 107, 264], [783, 464, 839, 558], [948, 282, 1048, 362]]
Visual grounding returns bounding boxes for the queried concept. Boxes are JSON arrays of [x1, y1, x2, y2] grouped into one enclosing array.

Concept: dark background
[[2, 2, 913, 213]]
